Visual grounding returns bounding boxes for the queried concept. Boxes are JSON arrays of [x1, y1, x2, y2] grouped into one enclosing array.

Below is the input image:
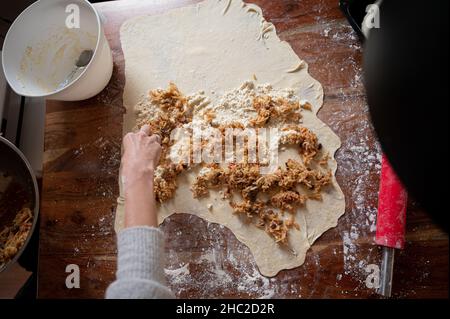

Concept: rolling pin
[[375, 154, 408, 297]]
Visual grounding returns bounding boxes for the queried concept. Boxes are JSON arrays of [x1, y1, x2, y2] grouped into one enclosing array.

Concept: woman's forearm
[[124, 171, 158, 228]]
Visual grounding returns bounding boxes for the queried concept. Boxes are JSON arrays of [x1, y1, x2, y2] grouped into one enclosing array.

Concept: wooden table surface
[[39, 0, 448, 298]]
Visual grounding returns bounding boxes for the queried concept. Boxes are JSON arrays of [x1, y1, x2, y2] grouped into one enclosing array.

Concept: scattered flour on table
[[163, 217, 278, 298], [68, 135, 121, 285], [318, 20, 382, 290]]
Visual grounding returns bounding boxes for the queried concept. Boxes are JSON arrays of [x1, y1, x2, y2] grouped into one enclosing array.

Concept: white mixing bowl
[[1, 0, 113, 101]]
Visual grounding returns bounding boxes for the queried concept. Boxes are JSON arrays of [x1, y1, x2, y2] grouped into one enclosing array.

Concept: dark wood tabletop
[[39, 0, 448, 298]]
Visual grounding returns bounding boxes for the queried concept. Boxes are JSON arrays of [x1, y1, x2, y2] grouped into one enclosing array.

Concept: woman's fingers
[[148, 134, 161, 144], [140, 124, 151, 135], [140, 125, 161, 144], [135, 125, 160, 145]]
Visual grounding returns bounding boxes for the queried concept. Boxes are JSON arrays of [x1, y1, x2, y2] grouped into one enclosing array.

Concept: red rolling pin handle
[[375, 155, 408, 249]]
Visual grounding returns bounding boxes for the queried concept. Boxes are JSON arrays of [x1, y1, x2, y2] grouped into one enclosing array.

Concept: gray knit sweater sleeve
[[105, 226, 175, 299]]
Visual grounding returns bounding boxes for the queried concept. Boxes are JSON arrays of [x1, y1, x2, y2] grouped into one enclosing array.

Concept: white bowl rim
[[1, 0, 103, 98]]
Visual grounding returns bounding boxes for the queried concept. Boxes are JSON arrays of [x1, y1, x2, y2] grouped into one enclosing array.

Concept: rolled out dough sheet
[[116, 0, 345, 276]]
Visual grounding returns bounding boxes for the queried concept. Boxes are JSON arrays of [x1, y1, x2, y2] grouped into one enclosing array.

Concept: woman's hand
[[121, 125, 161, 228], [122, 124, 161, 186]]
